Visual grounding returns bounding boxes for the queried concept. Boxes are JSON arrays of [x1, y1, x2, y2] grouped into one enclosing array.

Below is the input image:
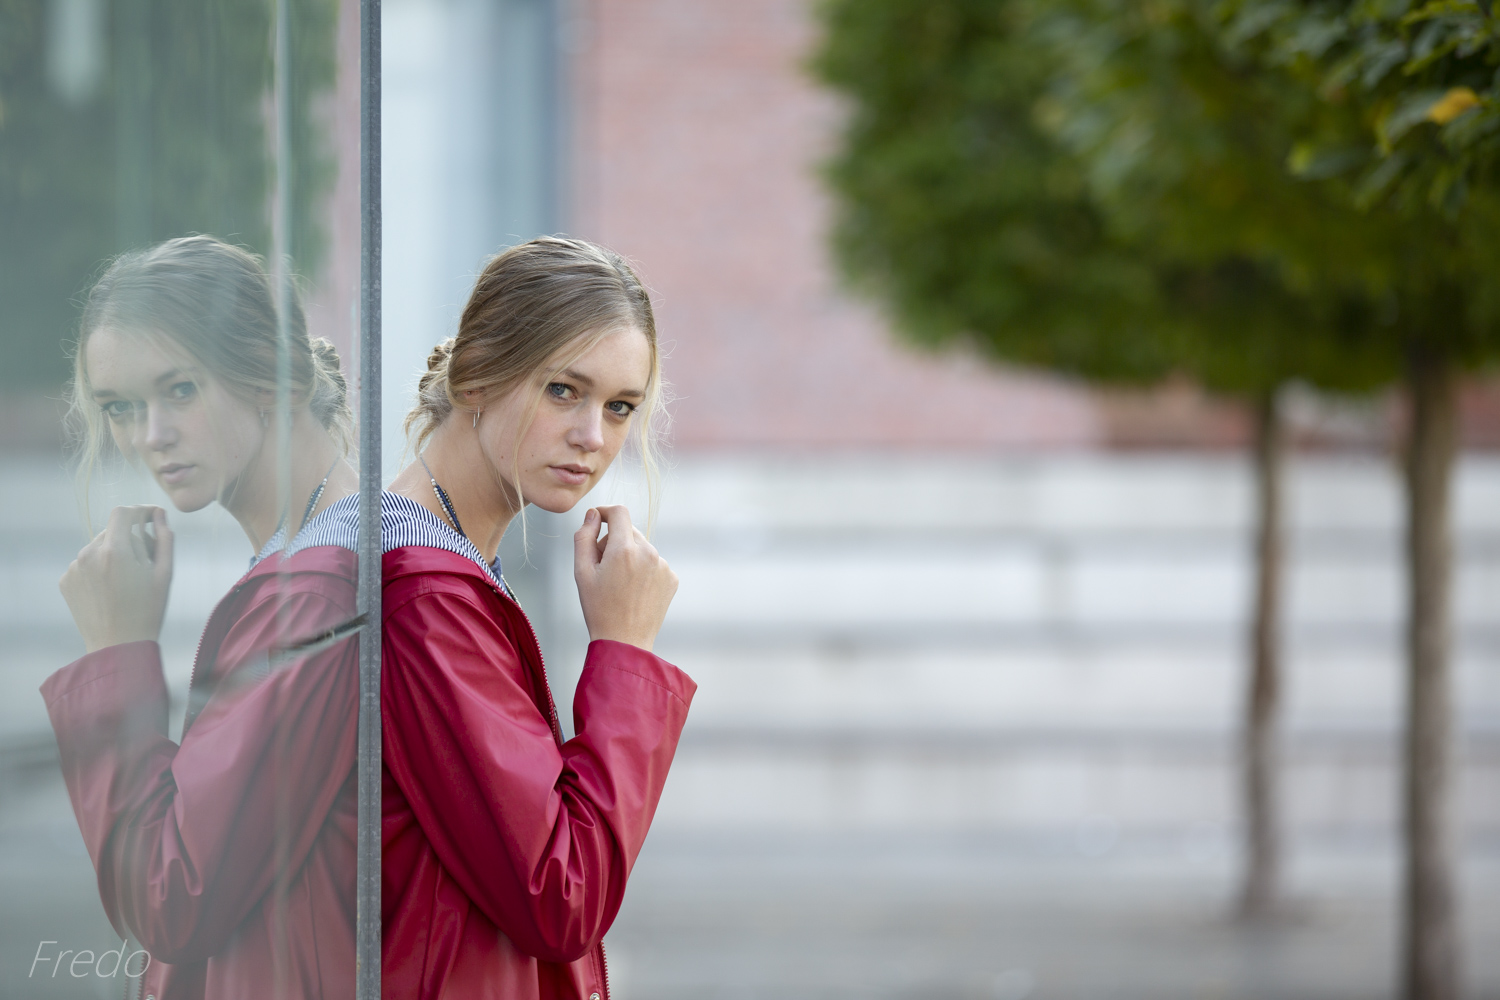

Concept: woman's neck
[[388, 417, 517, 563], [225, 412, 356, 552]]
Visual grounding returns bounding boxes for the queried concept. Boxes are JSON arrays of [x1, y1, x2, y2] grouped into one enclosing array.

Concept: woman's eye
[[101, 401, 135, 421], [547, 382, 574, 400], [606, 400, 636, 417], [167, 381, 197, 402]]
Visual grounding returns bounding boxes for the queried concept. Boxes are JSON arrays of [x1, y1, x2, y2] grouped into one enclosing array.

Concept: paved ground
[[4, 767, 1497, 1000], [604, 832, 1500, 1000]]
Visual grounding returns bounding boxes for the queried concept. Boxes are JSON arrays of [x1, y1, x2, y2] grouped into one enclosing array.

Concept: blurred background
[[4, 0, 1500, 998]]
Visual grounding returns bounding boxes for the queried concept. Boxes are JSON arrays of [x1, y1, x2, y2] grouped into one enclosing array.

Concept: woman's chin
[[534, 494, 582, 515], [160, 483, 215, 513], [527, 485, 589, 515]]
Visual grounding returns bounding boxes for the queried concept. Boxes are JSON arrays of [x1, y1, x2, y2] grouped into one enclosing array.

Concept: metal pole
[[356, 0, 382, 996]]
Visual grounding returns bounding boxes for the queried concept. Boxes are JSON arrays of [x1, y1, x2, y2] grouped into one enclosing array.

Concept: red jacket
[[380, 544, 695, 1000], [41, 545, 361, 1000]]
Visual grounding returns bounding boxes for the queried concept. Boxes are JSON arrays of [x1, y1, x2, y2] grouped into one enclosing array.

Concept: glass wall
[[0, 0, 368, 994]]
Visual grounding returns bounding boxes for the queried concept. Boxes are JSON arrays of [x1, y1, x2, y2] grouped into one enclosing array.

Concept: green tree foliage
[[811, 0, 1170, 383], [1211, 0, 1500, 369], [810, 0, 1410, 396], [1035, 0, 1412, 393], [0, 0, 337, 389], [1225, 0, 1500, 214]]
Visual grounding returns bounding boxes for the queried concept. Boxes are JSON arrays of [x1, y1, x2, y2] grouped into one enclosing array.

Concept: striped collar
[[379, 491, 512, 597], [251, 492, 362, 568]]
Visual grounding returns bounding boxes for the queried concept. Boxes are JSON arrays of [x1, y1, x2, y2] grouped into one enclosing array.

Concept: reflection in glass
[[42, 236, 360, 998], [2, 0, 358, 994]]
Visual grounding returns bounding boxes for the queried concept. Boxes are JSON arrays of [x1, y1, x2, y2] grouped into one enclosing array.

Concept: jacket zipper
[[494, 574, 563, 744], [181, 565, 256, 738], [121, 943, 141, 1000], [182, 605, 216, 732], [494, 577, 605, 995]]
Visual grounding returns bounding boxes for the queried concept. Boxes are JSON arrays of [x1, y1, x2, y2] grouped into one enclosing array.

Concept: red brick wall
[[567, 0, 1105, 450]]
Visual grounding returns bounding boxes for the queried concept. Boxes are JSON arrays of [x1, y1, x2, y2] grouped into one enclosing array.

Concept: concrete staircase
[[510, 453, 1500, 848]]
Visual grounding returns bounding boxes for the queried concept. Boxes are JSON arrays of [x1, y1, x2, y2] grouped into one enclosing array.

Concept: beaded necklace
[[419, 454, 466, 538]]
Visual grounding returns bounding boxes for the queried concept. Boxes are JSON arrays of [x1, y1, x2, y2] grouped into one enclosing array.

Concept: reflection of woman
[[43, 236, 360, 999], [382, 237, 695, 999]]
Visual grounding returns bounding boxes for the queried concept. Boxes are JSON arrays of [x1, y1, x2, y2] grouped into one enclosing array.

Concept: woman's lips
[[157, 463, 195, 486], [549, 465, 590, 486]]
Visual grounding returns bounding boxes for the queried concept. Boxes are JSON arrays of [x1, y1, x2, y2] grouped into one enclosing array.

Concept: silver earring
[[473, 408, 481, 429]]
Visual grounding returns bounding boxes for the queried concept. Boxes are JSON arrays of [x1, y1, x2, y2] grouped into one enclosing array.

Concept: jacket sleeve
[[40, 589, 359, 963], [381, 584, 695, 964]]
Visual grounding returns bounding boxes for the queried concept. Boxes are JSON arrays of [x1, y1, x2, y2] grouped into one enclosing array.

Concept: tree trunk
[[1402, 350, 1461, 1000], [1239, 387, 1285, 920]]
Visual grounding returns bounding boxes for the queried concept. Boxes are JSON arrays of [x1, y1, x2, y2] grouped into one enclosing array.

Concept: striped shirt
[[252, 490, 514, 599], [252, 492, 362, 566], [379, 491, 514, 598]]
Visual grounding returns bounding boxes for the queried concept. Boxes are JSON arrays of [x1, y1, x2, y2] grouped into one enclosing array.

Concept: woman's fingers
[[573, 507, 603, 574], [151, 508, 175, 589], [61, 505, 174, 652], [106, 505, 161, 563], [594, 505, 633, 556], [572, 503, 678, 651]]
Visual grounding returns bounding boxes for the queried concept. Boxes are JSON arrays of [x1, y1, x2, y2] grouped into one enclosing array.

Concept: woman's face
[[477, 325, 652, 514], [86, 326, 266, 513]]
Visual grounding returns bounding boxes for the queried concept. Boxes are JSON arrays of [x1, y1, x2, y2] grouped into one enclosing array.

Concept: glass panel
[[0, 0, 364, 995]]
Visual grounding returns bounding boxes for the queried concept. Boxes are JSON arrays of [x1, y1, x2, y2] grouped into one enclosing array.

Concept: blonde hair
[[66, 236, 352, 509], [405, 236, 666, 529]]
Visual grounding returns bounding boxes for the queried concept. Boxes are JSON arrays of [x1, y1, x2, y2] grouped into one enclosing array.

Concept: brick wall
[[567, 0, 1106, 451]]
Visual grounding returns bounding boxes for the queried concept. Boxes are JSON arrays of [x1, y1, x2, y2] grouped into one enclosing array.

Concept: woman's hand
[[573, 505, 678, 652], [60, 505, 175, 653]]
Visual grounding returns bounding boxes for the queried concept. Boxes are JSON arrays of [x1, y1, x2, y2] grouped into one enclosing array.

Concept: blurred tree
[[810, 0, 1172, 384], [0, 0, 336, 390], [1220, 4, 1500, 995], [1037, 0, 1408, 918], [1225, 0, 1500, 215], [812, 0, 1398, 924]]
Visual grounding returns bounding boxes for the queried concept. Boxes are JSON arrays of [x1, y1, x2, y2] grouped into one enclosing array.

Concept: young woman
[[382, 237, 695, 999], [43, 236, 362, 999]]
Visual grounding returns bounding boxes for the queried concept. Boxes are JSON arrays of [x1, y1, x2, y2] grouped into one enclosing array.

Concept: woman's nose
[[140, 403, 179, 451], [568, 409, 605, 452]]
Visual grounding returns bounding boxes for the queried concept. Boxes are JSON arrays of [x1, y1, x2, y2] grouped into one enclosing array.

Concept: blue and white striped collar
[[380, 491, 512, 597], [251, 492, 362, 569]]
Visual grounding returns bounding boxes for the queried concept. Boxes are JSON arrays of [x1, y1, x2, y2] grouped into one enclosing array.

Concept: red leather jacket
[[41, 544, 361, 1000], [380, 544, 695, 1000]]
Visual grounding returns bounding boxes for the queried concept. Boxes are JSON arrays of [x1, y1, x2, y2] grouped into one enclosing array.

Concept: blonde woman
[[382, 237, 694, 999], [44, 236, 360, 998]]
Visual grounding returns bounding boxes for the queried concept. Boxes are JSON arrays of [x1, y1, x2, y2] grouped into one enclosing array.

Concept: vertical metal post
[[356, 0, 382, 996]]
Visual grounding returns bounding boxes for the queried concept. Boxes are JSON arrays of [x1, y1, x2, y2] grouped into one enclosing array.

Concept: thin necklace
[[299, 458, 340, 532], [419, 454, 515, 599], [419, 454, 465, 538], [280, 458, 340, 544]]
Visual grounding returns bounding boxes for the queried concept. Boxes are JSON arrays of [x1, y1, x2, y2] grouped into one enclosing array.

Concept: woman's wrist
[[84, 631, 160, 654], [587, 630, 656, 653]]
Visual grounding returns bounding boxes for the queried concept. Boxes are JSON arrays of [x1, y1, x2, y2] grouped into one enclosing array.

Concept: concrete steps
[[509, 453, 1500, 841]]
